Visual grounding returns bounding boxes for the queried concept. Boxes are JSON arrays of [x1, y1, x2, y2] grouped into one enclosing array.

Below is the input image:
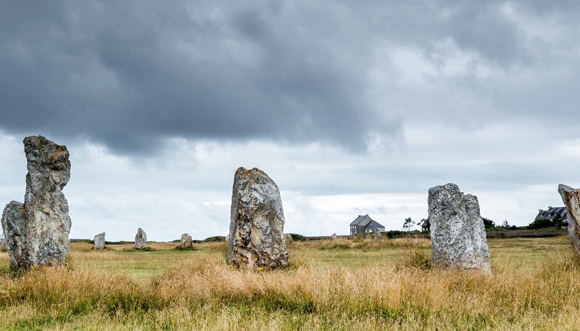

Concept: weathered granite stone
[[180, 233, 193, 248], [284, 233, 293, 243], [428, 183, 491, 272], [558, 184, 580, 256], [1, 201, 29, 268], [1, 136, 71, 269], [331, 233, 338, 240], [135, 228, 147, 249], [372, 227, 382, 240], [94, 233, 106, 249], [227, 167, 288, 270]]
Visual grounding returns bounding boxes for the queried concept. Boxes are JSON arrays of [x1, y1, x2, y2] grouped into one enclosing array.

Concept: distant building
[[535, 206, 567, 224], [350, 214, 385, 235]]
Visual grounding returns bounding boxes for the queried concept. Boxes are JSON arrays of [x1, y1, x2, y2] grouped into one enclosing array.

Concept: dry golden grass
[[0, 236, 579, 330]]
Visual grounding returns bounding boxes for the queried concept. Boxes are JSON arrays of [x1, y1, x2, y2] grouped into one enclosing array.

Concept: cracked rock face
[[135, 228, 147, 249], [372, 227, 382, 240], [227, 167, 288, 270], [428, 183, 491, 272], [558, 184, 580, 256], [1, 136, 71, 269], [94, 233, 106, 249], [180, 233, 192, 248]]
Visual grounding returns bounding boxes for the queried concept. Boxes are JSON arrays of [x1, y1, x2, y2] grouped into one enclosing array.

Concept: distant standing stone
[[135, 228, 147, 249], [1, 136, 72, 269], [94, 233, 106, 249], [428, 183, 491, 272], [331, 233, 338, 240], [180, 233, 193, 248], [372, 227, 382, 240], [284, 233, 293, 243], [227, 167, 288, 270], [558, 184, 580, 256]]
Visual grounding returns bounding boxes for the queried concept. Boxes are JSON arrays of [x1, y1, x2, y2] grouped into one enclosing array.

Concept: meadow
[[0, 235, 578, 330]]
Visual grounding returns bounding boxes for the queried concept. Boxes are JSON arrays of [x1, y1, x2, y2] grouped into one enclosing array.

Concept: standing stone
[[180, 233, 193, 248], [94, 233, 106, 249], [1, 201, 28, 268], [558, 184, 580, 256], [135, 228, 147, 249], [428, 183, 491, 272], [331, 233, 338, 240], [1, 136, 72, 269], [284, 233, 293, 243], [227, 167, 288, 270], [372, 227, 382, 240]]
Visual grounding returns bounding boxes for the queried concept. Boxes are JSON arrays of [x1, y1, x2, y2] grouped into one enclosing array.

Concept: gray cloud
[[3, 0, 578, 155], [0, 0, 394, 154]]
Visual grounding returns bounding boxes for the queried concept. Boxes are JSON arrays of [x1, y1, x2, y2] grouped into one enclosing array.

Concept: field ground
[[1, 235, 579, 330]]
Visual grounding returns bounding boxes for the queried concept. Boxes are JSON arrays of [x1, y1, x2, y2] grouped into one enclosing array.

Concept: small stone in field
[[180, 233, 193, 248], [372, 227, 382, 240], [94, 233, 106, 249], [135, 228, 147, 249]]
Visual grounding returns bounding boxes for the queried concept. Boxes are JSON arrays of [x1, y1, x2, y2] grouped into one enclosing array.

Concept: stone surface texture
[[1, 201, 28, 268], [94, 233, 105, 249], [331, 233, 338, 240], [1, 136, 71, 269], [428, 183, 491, 272], [135, 228, 147, 249], [180, 233, 193, 248], [227, 167, 288, 270], [558, 184, 580, 256], [284, 233, 293, 243]]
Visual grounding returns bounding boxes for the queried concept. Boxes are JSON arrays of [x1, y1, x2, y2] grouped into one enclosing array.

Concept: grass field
[[0, 235, 579, 330]]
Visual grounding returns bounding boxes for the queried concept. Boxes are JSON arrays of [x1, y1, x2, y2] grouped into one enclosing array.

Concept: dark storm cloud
[[0, 0, 578, 154]]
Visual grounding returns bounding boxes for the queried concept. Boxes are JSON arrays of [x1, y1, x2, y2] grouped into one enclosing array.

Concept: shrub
[[204, 236, 226, 242], [289, 233, 306, 241], [528, 218, 557, 230]]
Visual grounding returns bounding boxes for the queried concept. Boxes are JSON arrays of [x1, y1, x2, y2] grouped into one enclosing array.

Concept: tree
[[502, 220, 510, 228], [528, 218, 554, 230], [403, 217, 415, 232], [553, 213, 565, 228], [483, 218, 495, 229], [418, 218, 430, 232]]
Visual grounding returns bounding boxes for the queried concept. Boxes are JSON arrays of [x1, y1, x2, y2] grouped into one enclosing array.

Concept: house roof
[[364, 220, 385, 229], [350, 215, 367, 226], [350, 215, 385, 229], [536, 206, 567, 220]]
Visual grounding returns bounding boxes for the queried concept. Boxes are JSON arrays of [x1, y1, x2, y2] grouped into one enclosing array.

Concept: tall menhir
[[227, 167, 288, 270], [428, 183, 491, 273], [1, 136, 72, 269]]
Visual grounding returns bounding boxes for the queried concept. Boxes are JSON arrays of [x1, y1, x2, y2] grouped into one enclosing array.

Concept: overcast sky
[[1, 0, 579, 241]]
